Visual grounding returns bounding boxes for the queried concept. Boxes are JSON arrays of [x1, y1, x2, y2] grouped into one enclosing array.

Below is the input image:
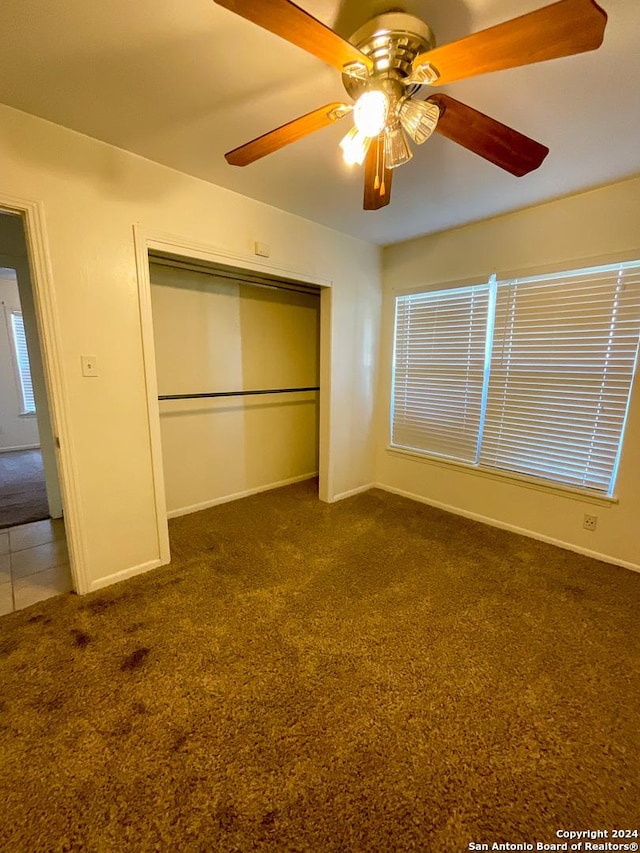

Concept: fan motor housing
[[342, 12, 436, 100]]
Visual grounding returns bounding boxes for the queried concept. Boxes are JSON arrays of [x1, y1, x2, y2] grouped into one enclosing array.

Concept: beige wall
[[0, 102, 380, 592], [0, 271, 40, 450], [150, 263, 320, 515], [377, 176, 640, 571]]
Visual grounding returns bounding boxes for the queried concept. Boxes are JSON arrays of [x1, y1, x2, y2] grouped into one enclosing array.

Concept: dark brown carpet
[[0, 448, 49, 529], [0, 480, 638, 851]]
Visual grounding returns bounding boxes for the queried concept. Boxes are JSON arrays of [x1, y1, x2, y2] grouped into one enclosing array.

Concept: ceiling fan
[[215, 0, 608, 210]]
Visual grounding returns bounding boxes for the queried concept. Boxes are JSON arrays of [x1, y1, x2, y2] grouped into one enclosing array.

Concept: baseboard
[[88, 558, 166, 592], [167, 472, 318, 519], [328, 483, 374, 503], [0, 444, 41, 453], [375, 483, 640, 575]]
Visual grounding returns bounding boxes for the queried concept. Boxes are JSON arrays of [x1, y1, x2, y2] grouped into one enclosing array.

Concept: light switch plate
[[81, 354, 98, 377]]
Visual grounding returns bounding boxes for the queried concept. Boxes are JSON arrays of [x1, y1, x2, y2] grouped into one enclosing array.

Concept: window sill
[[18, 411, 37, 418], [385, 445, 618, 507]]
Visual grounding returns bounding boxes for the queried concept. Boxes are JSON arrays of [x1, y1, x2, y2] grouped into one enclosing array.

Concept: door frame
[[0, 193, 86, 593], [133, 225, 334, 564]]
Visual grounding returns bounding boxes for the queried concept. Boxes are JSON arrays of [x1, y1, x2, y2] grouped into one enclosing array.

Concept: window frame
[[5, 306, 37, 416], [388, 259, 640, 503]]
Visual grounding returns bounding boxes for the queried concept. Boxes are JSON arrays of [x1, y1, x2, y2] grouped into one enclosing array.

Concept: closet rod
[[159, 386, 319, 401]]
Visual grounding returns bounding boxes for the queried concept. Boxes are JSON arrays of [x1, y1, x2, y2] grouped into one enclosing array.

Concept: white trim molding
[[375, 483, 640, 575], [0, 194, 88, 593], [88, 558, 166, 593], [328, 483, 374, 503], [135, 227, 333, 290], [132, 226, 171, 569], [166, 473, 318, 519], [385, 446, 618, 508]]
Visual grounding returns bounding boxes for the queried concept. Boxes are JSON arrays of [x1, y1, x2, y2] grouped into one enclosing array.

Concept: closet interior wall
[[149, 257, 320, 517]]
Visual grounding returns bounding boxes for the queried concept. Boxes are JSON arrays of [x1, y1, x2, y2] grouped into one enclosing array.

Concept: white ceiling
[[0, 0, 639, 245]]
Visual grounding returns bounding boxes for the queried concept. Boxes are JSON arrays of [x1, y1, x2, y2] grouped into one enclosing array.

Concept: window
[[9, 311, 36, 414], [391, 260, 640, 497], [392, 283, 491, 464]]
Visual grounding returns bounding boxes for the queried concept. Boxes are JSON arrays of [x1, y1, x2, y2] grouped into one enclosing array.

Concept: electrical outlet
[[583, 513, 598, 532]]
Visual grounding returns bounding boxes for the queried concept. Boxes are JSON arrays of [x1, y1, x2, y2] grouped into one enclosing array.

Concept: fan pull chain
[[374, 135, 381, 190], [380, 137, 386, 197]]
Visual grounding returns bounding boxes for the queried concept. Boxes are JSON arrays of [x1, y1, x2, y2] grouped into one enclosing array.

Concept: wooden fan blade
[[225, 103, 350, 166], [363, 135, 393, 210], [214, 0, 373, 75], [428, 95, 549, 177], [412, 0, 607, 85]]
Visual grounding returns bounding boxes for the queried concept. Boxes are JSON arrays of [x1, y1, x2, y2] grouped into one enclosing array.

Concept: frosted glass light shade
[[354, 90, 389, 137], [399, 98, 440, 145], [339, 126, 372, 166], [384, 124, 413, 169]]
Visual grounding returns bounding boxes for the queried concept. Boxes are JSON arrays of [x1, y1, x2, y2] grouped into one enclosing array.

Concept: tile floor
[[0, 518, 72, 616]]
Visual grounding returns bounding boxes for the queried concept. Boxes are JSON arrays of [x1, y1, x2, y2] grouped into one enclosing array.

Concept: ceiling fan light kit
[[339, 126, 371, 167], [216, 0, 608, 211], [353, 89, 390, 138], [399, 98, 441, 145], [385, 122, 413, 170]]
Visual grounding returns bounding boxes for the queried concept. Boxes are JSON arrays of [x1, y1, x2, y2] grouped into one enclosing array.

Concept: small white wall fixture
[[0, 193, 87, 593], [133, 226, 334, 564]]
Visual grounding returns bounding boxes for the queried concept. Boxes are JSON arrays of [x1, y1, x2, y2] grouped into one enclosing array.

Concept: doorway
[[0, 265, 47, 524], [0, 211, 72, 614]]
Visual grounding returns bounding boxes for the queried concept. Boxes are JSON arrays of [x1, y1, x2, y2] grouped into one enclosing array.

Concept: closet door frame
[[133, 226, 333, 564]]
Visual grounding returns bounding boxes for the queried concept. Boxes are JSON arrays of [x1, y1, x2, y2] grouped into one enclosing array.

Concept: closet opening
[[147, 251, 323, 523]]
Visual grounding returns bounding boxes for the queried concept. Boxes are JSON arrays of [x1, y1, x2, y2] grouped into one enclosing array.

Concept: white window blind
[[391, 260, 640, 497], [392, 284, 490, 463], [10, 311, 36, 414], [480, 263, 640, 494]]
